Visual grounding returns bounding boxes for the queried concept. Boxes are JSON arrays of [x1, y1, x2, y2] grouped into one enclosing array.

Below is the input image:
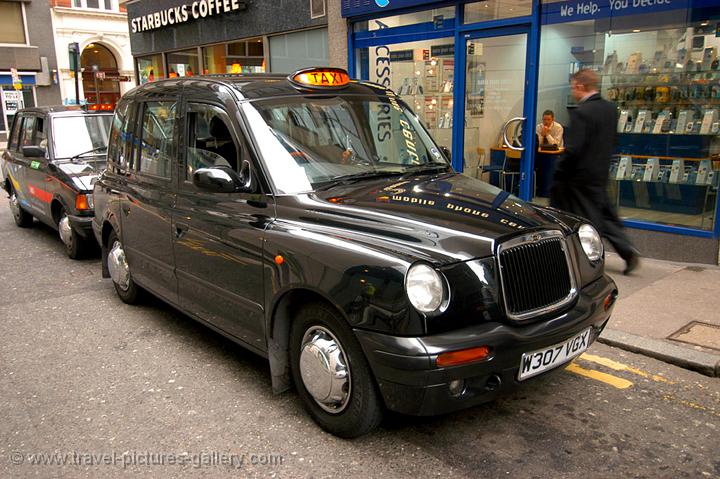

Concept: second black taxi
[[2, 106, 113, 258], [92, 68, 618, 438]]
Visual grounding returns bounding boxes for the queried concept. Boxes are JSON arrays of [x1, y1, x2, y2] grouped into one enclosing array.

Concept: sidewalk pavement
[[601, 252, 720, 377]]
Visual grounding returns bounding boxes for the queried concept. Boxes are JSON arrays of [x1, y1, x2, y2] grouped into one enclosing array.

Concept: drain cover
[[669, 322, 720, 351]]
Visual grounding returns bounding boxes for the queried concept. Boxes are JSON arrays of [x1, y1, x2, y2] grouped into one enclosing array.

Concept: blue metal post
[[518, 1, 541, 201], [451, 3, 465, 172], [347, 24, 356, 78]]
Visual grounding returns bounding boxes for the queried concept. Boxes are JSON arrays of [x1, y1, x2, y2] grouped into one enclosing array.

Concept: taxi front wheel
[[107, 231, 141, 304], [290, 303, 383, 438], [58, 208, 85, 259], [8, 187, 33, 228]]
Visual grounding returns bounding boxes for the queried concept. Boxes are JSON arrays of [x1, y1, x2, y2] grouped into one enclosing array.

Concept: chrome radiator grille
[[497, 231, 576, 321]]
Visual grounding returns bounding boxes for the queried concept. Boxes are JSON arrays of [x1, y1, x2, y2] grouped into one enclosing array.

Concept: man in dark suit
[[550, 69, 639, 274]]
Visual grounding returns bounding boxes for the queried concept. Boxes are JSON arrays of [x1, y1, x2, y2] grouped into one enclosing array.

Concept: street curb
[[598, 328, 720, 378]]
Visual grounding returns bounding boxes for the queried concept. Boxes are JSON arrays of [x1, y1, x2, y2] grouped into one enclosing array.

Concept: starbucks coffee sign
[[130, 0, 247, 33]]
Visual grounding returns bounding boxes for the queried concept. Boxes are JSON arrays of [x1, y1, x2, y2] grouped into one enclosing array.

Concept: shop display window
[[356, 37, 456, 153], [167, 49, 199, 78], [202, 38, 266, 75], [463, 0, 532, 24], [137, 54, 165, 84], [536, 9, 720, 231]]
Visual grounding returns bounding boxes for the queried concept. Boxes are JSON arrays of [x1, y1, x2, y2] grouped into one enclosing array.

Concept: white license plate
[[517, 328, 591, 381]]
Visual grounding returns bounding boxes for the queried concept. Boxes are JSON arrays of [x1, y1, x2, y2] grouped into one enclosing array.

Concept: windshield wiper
[[70, 145, 107, 162], [400, 163, 451, 177], [315, 170, 404, 191]]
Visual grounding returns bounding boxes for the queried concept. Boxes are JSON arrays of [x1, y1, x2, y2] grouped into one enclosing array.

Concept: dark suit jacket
[[553, 93, 617, 189]]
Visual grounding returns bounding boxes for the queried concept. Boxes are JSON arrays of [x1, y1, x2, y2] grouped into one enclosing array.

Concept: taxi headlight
[[578, 224, 603, 262], [405, 263, 446, 313]]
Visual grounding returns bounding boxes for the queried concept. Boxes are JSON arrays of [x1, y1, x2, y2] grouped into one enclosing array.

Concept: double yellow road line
[[565, 354, 720, 417], [564, 353, 673, 389]]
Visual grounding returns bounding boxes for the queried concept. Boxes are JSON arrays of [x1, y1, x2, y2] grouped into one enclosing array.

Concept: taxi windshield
[[52, 114, 113, 160], [242, 94, 449, 194]]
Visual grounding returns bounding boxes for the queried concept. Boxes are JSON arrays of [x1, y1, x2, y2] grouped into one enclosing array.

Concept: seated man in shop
[[536, 110, 564, 149]]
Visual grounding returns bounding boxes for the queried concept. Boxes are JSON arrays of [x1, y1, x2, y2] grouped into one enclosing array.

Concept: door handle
[[502, 117, 526, 151], [175, 222, 189, 240]]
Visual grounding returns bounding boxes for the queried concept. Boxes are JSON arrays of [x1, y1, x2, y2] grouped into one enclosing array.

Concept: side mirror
[[193, 166, 243, 193], [439, 146, 451, 161], [22, 145, 46, 158]]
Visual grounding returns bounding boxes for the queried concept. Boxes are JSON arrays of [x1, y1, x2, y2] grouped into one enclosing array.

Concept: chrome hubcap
[[58, 214, 73, 247], [299, 326, 351, 413], [108, 240, 130, 291]]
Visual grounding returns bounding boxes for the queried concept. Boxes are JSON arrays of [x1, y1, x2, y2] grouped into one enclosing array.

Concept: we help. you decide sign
[[542, 0, 689, 24]]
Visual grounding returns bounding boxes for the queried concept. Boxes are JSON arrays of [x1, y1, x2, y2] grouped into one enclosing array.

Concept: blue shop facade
[[343, 0, 720, 263]]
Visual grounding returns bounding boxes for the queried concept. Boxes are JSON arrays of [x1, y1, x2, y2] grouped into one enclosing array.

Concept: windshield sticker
[[30, 161, 41, 170], [386, 89, 402, 113], [399, 119, 420, 164]]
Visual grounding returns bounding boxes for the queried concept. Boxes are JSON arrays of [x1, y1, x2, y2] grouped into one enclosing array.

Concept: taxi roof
[[131, 73, 389, 101]]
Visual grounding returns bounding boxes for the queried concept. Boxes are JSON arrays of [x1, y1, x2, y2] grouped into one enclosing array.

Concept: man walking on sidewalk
[[550, 69, 640, 275]]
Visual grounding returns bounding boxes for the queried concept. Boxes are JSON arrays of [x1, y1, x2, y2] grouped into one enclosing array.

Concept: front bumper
[[355, 274, 617, 416]]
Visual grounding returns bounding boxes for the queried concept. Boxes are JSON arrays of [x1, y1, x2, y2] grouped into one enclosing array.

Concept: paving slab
[[601, 252, 720, 377]]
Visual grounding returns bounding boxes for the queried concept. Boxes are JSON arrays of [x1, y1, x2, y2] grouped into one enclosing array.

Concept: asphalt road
[[0, 194, 718, 479]]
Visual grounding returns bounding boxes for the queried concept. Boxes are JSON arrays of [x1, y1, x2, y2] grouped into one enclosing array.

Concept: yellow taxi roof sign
[[289, 68, 350, 88]]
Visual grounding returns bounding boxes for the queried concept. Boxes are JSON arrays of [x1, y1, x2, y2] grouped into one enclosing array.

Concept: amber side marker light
[[289, 68, 350, 88], [604, 290, 618, 312], [436, 346, 491, 367], [274, 255, 285, 265]]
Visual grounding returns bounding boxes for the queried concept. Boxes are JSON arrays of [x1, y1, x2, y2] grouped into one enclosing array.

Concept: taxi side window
[[108, 100, 132, 170], [185, 103, 238, 179], [8, 115, 23, 151], [35, 117, 47, 150], [138, 101, 176, 179], [20, 116, 36, 148]]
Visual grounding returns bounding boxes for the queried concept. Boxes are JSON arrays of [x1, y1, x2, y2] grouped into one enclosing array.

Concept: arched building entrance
[[81, 43, 121, 108]]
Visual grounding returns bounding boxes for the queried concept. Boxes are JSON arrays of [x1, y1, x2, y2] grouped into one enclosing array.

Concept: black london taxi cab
[[92, 68, 618, 438], [2, 106, 113, 258]]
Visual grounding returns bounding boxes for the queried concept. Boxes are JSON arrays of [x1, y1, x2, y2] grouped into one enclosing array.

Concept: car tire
[[8, 186, 33, 228], [290, 302, 383, 438], [107, 230, 141, 304], [58, 208, 85, 259]]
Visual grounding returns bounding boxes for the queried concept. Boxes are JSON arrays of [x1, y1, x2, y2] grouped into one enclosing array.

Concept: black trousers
[[550, 181, 636, 261]]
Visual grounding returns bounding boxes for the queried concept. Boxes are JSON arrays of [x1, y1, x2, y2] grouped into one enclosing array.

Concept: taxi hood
[[280, 172, 580, 265], [54, 158, 105, 191]]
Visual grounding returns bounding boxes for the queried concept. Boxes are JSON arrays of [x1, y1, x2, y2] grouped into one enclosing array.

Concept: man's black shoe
[[623, 254, 640, 275]]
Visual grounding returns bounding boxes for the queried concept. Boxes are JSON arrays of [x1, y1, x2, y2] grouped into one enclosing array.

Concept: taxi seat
[[287, 110, 320, 148], [205, 116, 238, 170]]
